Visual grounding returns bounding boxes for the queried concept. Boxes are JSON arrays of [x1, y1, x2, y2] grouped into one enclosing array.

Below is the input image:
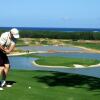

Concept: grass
[[72, 42, 100, 50], [16, 39, 28, 46], [1, 70, 100, 100], [35, 57, 100, 67]]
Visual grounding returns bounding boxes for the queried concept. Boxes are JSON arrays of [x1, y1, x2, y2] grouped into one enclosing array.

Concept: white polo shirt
[[0, 32, 16, 47]]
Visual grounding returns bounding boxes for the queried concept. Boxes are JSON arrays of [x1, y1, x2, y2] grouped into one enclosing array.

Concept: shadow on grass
[[33, 72, 100, 91], [6, 81, 16, 85]]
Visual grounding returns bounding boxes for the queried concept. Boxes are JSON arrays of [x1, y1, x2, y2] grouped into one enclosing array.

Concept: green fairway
[[1, 70, 100, 100], [35, 57, 100, 67]]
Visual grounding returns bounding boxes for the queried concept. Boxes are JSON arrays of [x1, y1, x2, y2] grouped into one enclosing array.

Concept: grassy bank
[[72, 42, 100, 50], [23, 54, 100, 67], [20, 54, 100, 67], [35, 57, 100, 67], [1, 70, 100, 100]]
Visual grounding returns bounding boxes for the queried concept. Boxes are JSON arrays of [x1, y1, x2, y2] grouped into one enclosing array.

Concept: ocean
[[0, 27, 100, 32]]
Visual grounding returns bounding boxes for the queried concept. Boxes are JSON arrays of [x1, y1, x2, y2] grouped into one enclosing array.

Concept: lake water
[[17, 45, 84, 52], [8, 45, 100, 78], [9, 56, 37, 70], [36, 53, 100, 60], [8, 54, 100, 78]]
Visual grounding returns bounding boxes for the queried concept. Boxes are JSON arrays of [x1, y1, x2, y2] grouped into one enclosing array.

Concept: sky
[[0, 0, 100, 28]]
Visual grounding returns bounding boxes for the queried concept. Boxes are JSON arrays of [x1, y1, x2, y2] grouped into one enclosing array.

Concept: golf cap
[[10, 28, 20, 38]]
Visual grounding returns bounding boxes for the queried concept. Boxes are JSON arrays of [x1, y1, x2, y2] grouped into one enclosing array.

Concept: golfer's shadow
[[6, 81, 16, 85]]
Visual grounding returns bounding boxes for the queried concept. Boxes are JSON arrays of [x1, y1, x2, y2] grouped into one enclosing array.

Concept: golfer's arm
[[0, 44, 5, 51], [8, 44, 15, 52]]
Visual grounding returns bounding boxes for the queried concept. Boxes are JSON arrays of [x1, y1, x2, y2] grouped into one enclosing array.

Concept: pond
[[9, 45, 100, 78], [17, 45, 84, 52], [9, 56, 37, 70], [8, 55, 100, 78], [36, 52, 100, 60]]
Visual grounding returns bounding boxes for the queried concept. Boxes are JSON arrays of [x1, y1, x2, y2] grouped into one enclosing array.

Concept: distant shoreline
[[0, 27, 100, 32]]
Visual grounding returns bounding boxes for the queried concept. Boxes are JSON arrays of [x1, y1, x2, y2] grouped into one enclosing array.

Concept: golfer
[[0, 28, 20, 90]]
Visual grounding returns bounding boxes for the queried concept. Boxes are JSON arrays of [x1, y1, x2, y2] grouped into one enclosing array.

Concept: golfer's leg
[[2, 64, 10, 80], [4, 64, 10, 75], [0, 67, 4, 75], [0, 67, 4, 88]]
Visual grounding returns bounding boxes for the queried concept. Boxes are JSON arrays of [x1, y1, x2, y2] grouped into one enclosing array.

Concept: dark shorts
[[0, 50, 10, 66]]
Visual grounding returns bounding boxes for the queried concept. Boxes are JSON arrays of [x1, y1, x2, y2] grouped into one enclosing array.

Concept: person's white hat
[[10, 28, 20, 38]]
